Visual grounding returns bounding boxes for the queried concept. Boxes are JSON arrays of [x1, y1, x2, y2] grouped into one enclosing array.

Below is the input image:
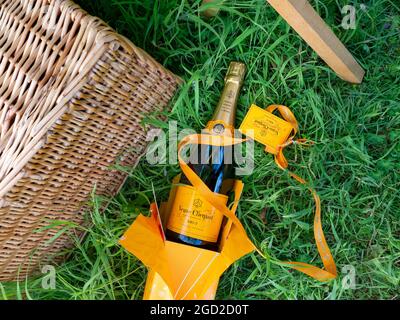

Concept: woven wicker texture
[[0, 0, 180, 281]]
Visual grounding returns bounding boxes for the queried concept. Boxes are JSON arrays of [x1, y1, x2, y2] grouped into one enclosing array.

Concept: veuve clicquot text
[[166, 62, 246, 250]]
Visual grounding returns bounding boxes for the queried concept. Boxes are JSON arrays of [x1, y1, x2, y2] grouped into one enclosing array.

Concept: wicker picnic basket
[[0, 0, 180, 281]]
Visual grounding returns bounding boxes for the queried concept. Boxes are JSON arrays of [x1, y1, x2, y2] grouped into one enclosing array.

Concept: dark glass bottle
[[166, 62, 246, 250]]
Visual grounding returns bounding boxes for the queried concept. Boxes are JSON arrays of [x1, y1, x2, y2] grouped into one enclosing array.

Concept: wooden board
[[266, 0, 365, 83]]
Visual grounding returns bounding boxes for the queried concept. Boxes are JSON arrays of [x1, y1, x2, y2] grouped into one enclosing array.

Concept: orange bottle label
[[167, 185, 228, 243]]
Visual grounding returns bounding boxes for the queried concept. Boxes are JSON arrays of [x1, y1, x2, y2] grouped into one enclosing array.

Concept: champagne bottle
[[166, 62, 246, 250]]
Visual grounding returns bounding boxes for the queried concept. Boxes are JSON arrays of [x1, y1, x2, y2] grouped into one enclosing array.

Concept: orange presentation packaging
[[119, 177, 254, 300], [120, 103, 338, 300]]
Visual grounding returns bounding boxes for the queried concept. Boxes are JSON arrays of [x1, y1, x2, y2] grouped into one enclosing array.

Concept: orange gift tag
[[239, 104, 294, 155]]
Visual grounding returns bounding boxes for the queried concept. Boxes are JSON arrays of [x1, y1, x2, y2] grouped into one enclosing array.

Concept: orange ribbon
[[177, 111, 337, 282], [264, 105, 337, 280]]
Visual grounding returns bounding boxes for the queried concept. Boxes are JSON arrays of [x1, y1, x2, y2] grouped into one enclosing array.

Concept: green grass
[[1, 0, 399, 300]]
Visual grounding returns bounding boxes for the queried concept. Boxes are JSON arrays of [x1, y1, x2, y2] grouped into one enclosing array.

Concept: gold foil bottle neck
[[211, 62, 246, 132], [224, 62, 246, 86]]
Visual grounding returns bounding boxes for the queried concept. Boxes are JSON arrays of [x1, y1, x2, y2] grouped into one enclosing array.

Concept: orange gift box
[[119, 178, 255, 300]]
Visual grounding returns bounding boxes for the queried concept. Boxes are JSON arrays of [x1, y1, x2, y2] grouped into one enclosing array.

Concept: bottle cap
[[225, 62, 246, 86]]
